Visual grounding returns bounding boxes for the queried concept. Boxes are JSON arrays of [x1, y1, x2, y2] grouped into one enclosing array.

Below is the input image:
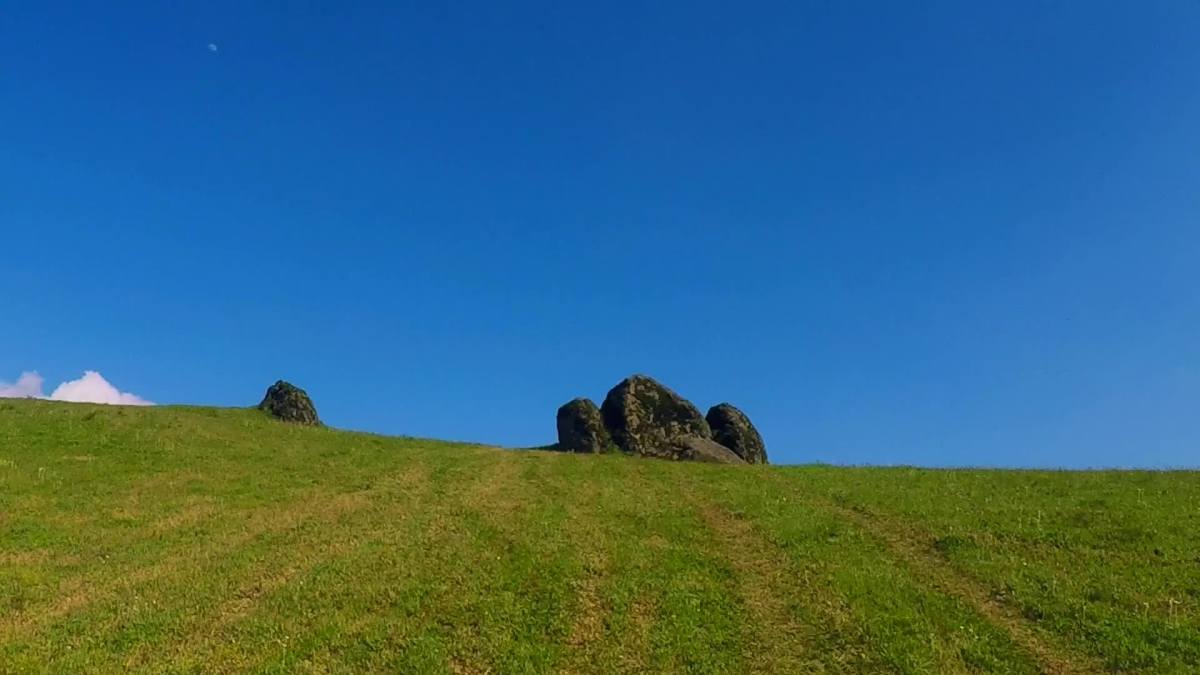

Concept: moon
[[207, 43, 219, 53]]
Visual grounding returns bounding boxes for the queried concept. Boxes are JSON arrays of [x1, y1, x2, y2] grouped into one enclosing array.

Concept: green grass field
[[1, 399, 1198, 673]]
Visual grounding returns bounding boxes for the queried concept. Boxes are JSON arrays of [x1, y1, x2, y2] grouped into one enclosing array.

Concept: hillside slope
[[1, 400, 1197, 673]]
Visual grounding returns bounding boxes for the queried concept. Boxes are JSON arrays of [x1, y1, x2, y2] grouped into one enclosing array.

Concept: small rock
[[706, 403, 768, 464], [556, 398, 611, 453], [258, 380, 320, 425], [669, 436, 747, 464]]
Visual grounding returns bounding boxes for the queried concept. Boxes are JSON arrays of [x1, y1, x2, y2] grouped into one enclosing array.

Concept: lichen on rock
[[600, 375, 711, 458], [258, 380, 320, 425], [707, 403, 768, 464], [556, 397, 611, 453]]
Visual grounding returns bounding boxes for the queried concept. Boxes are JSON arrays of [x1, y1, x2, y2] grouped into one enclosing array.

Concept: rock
[[706, 403, 768, 464], [258, 380, 320, 425], [556, 398, 611, 453], [670, 436, 747, 464], [600, 375, 711, 457]]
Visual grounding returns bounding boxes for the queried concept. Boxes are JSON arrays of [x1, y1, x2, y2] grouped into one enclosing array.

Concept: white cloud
[[0, 370, 152, 406], [50, 371, 153, 406], [0, 371, 44, 398]]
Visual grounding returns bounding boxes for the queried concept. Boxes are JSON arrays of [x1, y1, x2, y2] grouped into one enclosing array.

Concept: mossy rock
[[707, 403, 768, 464], [258, 380, 320, 426], [555, 397, 612, 454], [600, 375, 711, 458]]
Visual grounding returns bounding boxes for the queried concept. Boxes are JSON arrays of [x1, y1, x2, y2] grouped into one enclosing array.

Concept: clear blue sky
[[3, 2, 1198, 467]]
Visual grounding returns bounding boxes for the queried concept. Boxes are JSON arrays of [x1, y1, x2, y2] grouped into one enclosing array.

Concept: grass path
[[802, 488, 1103, 674], [776, 468, 1200, 672], [694, 500, 818, 673]]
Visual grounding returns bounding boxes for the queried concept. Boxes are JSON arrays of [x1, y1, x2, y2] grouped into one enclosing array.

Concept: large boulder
[[600, 375, 711, 458], [670, 436, 746, 464], [556, 398, 611, 453], [706, 403, 768, 464], [258, 380, 320, 425]]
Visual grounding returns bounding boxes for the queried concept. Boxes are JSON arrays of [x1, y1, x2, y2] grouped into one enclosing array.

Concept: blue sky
[[2, 2, 1198, 467]]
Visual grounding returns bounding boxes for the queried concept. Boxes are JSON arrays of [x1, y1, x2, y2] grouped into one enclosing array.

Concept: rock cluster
[[554, 375, 767, 465], [258, 380, 320, 425]]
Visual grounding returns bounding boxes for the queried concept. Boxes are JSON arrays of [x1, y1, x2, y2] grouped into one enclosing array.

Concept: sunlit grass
[[1, 399, 1196, 673]]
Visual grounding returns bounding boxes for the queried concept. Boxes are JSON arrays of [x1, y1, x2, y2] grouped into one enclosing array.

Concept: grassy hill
[[1, 400, 1197, 673]]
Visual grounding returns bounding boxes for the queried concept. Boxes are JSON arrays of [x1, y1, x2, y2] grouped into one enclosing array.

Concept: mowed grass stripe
[[195, 449, 575, 672], [691, 466, 1044, 673], [790, 466, 1200, 672], [617, 461, 745, 675], [542, 454, 754, 674], [0, 411, 488, 671], [205, 473, 473, 672], [766, 469, 1114, 674], [208, 451, 532, 673], [521, 455, 619, 672], [4, 478, 423, 672], [693, 501, 819, 673], [125, 464, 441, 672], [545, 454, 665, 673], [812, 491, 1101, 674], [1, 483, 375, 644]]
